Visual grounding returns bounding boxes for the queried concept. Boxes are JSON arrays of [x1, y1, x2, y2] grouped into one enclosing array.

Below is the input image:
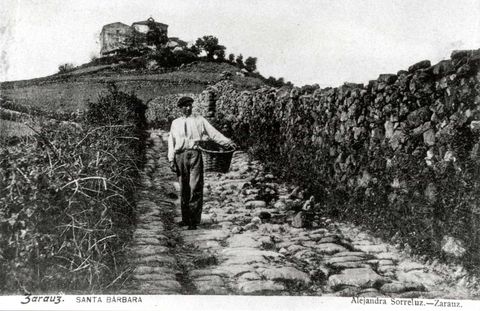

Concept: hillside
[[0, 61, 266, 113]]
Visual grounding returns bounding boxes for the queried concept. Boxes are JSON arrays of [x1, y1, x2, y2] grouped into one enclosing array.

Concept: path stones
[[328, 267, 388, 289], [127, 130, 473, 298], [245, 200, 267, 209], [133, 245, 170, 256], [221, 248, 283, 265], [260, 266, 311, 285], [237, 280, 286, 294], [396, 270, 443, 288], [314, 243, 348, 254], [381, 281, 426, 294], [353, 244, 389, 254], [227, 234, 262, 248], [193, 275, 227, 294]]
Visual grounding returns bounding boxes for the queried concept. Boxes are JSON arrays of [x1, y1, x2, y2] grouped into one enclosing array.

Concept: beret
[[177, 96, 194, 107]]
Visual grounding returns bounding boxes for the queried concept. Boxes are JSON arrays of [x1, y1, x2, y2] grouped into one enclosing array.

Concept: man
[[168, 96, 237, 230]]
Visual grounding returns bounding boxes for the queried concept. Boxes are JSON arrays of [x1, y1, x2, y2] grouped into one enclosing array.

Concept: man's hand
[[169, 161, 176, 173], [225, 141, 238, 150]]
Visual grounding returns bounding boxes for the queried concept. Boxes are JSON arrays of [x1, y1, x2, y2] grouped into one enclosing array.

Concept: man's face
[[180, 104, 192, 116]]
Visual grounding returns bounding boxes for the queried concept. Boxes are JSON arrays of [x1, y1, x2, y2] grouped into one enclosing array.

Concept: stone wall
[[209, 49, 480, 268]]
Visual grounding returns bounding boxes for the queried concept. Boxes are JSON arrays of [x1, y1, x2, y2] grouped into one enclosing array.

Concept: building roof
[[132, 18, 168, 28], [101, 22, 131, 30]]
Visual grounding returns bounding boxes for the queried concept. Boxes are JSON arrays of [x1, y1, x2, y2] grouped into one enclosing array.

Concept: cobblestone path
[[122, 130, 478, 298]]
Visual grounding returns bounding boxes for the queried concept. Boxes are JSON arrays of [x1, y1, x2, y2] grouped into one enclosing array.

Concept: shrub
[[245, 57, 257, 72], [58, 63, 75, 74], [0, 85, 147, 293]]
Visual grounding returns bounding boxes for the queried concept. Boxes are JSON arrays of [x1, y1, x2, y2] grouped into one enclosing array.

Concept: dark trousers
[[174, 150, 204, 225]]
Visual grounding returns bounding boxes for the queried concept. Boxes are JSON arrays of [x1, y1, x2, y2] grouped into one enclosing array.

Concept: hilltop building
[[100, 17, 170, 55]]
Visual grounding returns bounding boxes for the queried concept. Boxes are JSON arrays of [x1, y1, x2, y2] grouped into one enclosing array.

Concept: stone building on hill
[[100, 17, 169, 55], [100, 22, 133, 55]]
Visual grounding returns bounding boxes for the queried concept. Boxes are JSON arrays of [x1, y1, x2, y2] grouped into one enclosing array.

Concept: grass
[[0, 119, 35, 139], [0, 62, 264, 113]]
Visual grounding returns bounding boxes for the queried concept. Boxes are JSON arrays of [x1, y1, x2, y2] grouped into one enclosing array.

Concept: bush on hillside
[[57, 63, 75, 74]]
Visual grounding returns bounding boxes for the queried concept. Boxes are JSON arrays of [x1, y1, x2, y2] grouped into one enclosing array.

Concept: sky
[[1, 0, 480, 87]]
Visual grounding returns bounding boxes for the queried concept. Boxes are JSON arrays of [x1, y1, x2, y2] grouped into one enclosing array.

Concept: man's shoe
[[177, 221, 189, 227], [187, 225, 197, 230]]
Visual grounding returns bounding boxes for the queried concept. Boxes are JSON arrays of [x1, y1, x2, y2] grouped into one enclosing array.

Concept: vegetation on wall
[[208, 49, 480, 272]]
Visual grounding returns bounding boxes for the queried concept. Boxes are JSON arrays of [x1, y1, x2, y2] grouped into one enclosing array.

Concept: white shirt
[[167, 115, 232, 162]]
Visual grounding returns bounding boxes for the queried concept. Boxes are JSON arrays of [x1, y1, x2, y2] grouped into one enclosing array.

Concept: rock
[[245, 200, 267, 209], [408, 60, 431, 72], [396, 270, 443, 289], [376, 252, 401, 261], [287, 244, 306, 253], [423, 128, 436, 146], [220, 221, 233, 230], [227, 234, 262, 248], [335, 286, 361, 296], [193, 275, 227, 294], [326, 256, 365, 265], [221, 248, 283, 265], [231, 226, 243, 234], [244, 223, 258, 231], [451, 50, 472, 60], [302, 196, 315, 211], [139, 280, 182, 292], [354, 244, 388, 254], [380, 281, 426, 293], [190, 269, 227, 278], [359, 288, 381, 297], [237, 272, 262, 282], [261, 267, 311, 285], [193, 253, 218, 268], [135, 255, 177, 267], [378, 74, 397, 84], [251, 216, 262, 225], [273, 200, 287, 210], [470, 120, 480, 132], [182, 229, 229, 242], [310, 228, 329, 235], [215, 265, 254, 277], [318, 236, 340, 244], [397, 261, 424, 272], [314, 243, 348, 254], [432, 60, 454, 76], [237, 280, 285, 294], [257, 211, 272, 221], [134, 266, 177, 275], [134, 245, 169, 256], [259, 236, 275, 250], [292, 211, 305, 228], [328, 267, 387, 290], [293, 249, 317, 259], [441, 236, 466, 258], [333, 251, 368, 258]]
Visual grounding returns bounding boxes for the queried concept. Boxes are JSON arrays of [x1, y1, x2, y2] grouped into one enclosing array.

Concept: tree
[[214, 48, 225, 60], [195, 35, 226, 60], [228, 53, 235, 63], [188, 44, 201, 57], [236, 54, 244, 68], [245, 57, 257, 72]]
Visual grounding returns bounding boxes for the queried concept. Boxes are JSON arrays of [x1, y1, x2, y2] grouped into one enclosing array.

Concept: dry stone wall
[[209, 49, 480, 270]]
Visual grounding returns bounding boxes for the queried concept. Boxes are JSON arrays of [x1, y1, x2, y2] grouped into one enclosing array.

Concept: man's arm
[[201, 117, 236, 148], [167, 123, 176, 162]]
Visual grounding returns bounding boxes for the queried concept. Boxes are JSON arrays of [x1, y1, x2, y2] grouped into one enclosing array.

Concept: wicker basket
[[197, 140, 235, 173]]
